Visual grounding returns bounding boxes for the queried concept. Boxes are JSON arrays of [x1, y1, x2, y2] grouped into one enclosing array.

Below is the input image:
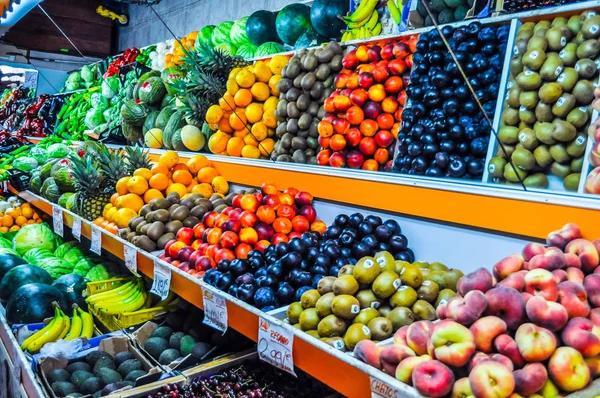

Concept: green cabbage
[[13, 223, 56, 256], [30, 147, 47, 164], [81, 64, 97, 83], [90, 93, 109, 111], [102, 76, 120, 99], [12, 157, 38, 172], [85, 108, 105, 129], [47, 143, 70, 158]]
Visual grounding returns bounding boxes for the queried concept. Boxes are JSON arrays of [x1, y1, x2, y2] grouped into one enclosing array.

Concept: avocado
[[159, 348, 181, 365], [151, 325, 173, 339], [428, 0, 447, 12], [96, 368, 122, 385], [180, 335, 196, 356], [114, 351, 134, 366], [51, 381, 76, 397], [65, 361, 92, 374], [144, 336, 169, 359], [192, 342, 213, 359], [125, 369, 147, 382], [46, 368, 70, 385], [82, 377, 104, 395], [85, 351, 112, 366], [169, 332, 185, 350], [117, 359, 143, 377], [93, 356, 116, 374], [71, 370, 94, 389]]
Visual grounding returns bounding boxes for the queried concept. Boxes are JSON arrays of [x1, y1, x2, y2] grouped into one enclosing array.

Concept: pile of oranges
[[206, 55, 290, 159], [165, 31, 198, 68], [96, 151, 229, 233], [0, 203, 42, 232]]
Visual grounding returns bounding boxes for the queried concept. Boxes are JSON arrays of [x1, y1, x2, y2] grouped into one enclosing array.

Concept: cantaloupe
[[181, 125, 205, 151], [144, 129, 163, 149]]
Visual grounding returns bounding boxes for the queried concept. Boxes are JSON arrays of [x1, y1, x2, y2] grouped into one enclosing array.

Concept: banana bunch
[[342, 0, 382, 42], [387, 0, 403, 24], [20, 303, 94, 353], [86, 279, 147, 316]]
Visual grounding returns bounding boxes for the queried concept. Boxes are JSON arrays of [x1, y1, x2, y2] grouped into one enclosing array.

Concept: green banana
[[372, 22, 383, 36], [387, 0, 402, 24], [365, 10, 380, 30]]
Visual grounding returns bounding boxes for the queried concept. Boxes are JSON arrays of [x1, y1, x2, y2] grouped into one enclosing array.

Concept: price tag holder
[[90, 226, 102, 255], [370, 376, 402, 398], [257, 317, 296, 376], [202, 288, 228, 332], [150, 260, 171, 300], [123, 245, 140, 276], [52, 205, 63, 237], [72, 217, 82, 241]]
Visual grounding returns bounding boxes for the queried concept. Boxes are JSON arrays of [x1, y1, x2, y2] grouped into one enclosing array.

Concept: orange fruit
[[187, 155, 210, 174], [133, 168, 153, 180], [263, 96, 279, 111], [208, 131, 230, 154], [259, 138, 275, 157], [173, 170, 193, 185], [245, 103, 263, 124], [0, 227, 7, 233], [144, 189, 164, 203], [268, 75, 281, 96], [159, 151, 179, 168], [15, 216, 27, 226], [229, 111, 247, 131], [218, 117, 233, 133], [149, 173, 169, 190], [151, 162, 169, 175], [106, 207, 118, 223], [211, 176, 229, 194], [9, 225, 19, 232], [226, 79, 239, 96], [262, 108, 277, 128], [116, 177, 130, 195], [206, 104, 224, 125], [219, 93, 235, 111], [192, 183, 213, 198], [234, 89, 253, 107], [187, 178, 199, 192], [241, 145, 261, 159], [254, 62, 273, 83], [234, 127, 250, 138], [251, 82, 270, 102], [115, 193, 144, 213], [269, 55, 289, 75], [8, 208, 20, 218], [166, 183, 188, 198], [251, 122, 268, 141], [198, 167, 219, 183], [20, 203, 30, 208], [243, 133, 258, 147], [21, 207, 33, 219], [226, 137, 245, 157], [114, 208, 138, 229], [103, 203, 113, 219], [172, 163, 190, 172], [236, 69, 256, 88], [127, 176, 149, 195]]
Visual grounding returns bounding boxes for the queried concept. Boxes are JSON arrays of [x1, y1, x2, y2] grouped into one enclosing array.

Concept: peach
[[468, 352, 514, 372], [561, 317, 600, 357], [551, 269, 568, 285], [525, 296, 568, 332], [513, 363, 547, 396], [528, 251, 566, 272], [524, 269, 558, 301], [393, 325, 409, 346], [515, 323, 557, 362], [457, 268, 494, 296], [566, 267, 584, 284], [557, 281, 590, 319], [485, 287, 526, 330], [566, 239, 600, 273], [591, 308, 600, 326], [427, 320, 476, 367], [469, 361, 515, 398], [521, 292, 533, 303], [470, 316, 507, 353], [584, 355, 600, 377], [564, 253, 582, 269], [584, 274, 600, 307], [380, 344, 416, 376], [493, 254, 525, 281], [395, 355, 431, 385], [523, 243, 546, 262], [446, 290, 488, 326], [494, 334, 526, 368], [539, 379, 561, 398], [451, 377, 473, 398], [436, 298, 449, 319], [354, 340, 382, 369], [412, 360, 455, 398], [547, 223, 581, 250], [548, 346, 590, 392], [497, 273, 526, 291], [406, 320, 433, 356]]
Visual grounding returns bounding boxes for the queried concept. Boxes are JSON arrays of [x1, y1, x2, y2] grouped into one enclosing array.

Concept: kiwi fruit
[[572, 80, 595, 104], [498, 126, 520, 144], [581, 15, 600, 39], [577, 39, 600, 59], [522, 49, 546, 70], [353, 307, 380, 325], [374, 251, 396, 272], [353, 256, 381, 284], [535, 102, 554, 122], [502, 108, 520, 126], [512, 148, 536, 171], [523, 173, 549, 188], [332, 275, 359, 296], [399, 265, 423, 289], [412, 300, 437, 321], [368, 317, 393, 340], [567, 106, 590, 128], [546, 27, 568, 51], [556, 68, 579, 91], [317, 314, 348, 337], [518, 128, 539, 150], [299, 308, 321, 331], [156, 233, 175, 249], [519, 91, 539, 109], [146, 222, 165, 241], [356, 289, 381, 309], [540, 54, 564, 81], [286, 302, 304, 324], [317, 276, 336, 295], [567, 15, 582, 35], [550, 143, 571, 163], [417, 280, 440, 302], [389, 286, 418, 308], [435, 289, 457, 307], [338, 264, 354, 277], [575, 59, 597, 79], [378, 304, 392, 317], [300, 289, 321, 309], [315, 292, 335, 318], [559, 43, 578, 66], [322, 337, 346, 351], [507, 85, 522, 108], [387, 307, 414, 331], [504, 162, 528, 183], [551, 162, 572, 179], [516, 70, 542, 90], [564, 173, 581, 191], [331, 295, 361, 320], [552, 93, 576, 118], [534, 145, 554, 168], [552, 17, 568, 27], [571, 157, 584, 173], [488, 157, 507, 179], [566, 134, 587, 157], [534, 122, 557, 145], [372, 271, 401, 299], [551, 119, 577, 142], [344, 323, 371, 350], [519, 107, 537, 125], [528, 36, 548, 52], [539, 83, 563, 104], [306, 330, 321, 339]]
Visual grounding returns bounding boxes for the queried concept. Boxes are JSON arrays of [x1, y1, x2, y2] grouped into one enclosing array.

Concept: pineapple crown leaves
[[125, 145, 152, 174]]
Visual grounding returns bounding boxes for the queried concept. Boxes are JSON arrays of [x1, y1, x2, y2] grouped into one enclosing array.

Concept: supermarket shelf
[[9, 187, 417, 398]]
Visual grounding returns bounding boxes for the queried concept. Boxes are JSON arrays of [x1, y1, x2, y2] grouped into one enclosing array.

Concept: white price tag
[[123, 245, 140, 276], [72, 217, 82, 241], [370, 376, 402, 398], [90, 226, 102, 255], [202, 288, 228, 332], [52, 205, 63, 237], [257, 317, 296, 376], [150, 260, 171, 300]]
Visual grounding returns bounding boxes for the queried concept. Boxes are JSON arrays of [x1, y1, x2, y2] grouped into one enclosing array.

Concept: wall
[[118, 0, 299, 51]]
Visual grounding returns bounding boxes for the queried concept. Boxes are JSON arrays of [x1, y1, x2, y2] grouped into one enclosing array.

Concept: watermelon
[[139, 77, 166, 105], [58, 193, 74, 208], [122, 122, 143, 143], [0, 264, 53, 302], [6, 283, 67, 325], [161, 67, 185, 95], [41, 178, 61, 203], [47, 143, 70, 159], [54, 168, 75, 192], [161, 94, 174, 109], [50, 159, 71, 177], [86, 265, 110, 282], [55, 242, 76, 259], [246, 10, 279, 46], [0, 238, 12, 249], [236, 43, 258, 59], [155, 107, 175, 130], [74, 258, 95, 277], [255, 42, 286, 58], [29, 175, 42, 194], [39, 159, 58, 181], [216, 42, 237, 56], [121, 100, 150, 126], [65, 193, 77, 212], [37, 257, 73, 279], [310, 0, 349, 39], [212, 21, 234, 46], [295, 30, 327, 50], [52, 274, 88, 314], [231, 17, 250, 47], [171, 129, 186, 151], [196, 25, 216, 48], [0, 253, 27, 281], [144, 110, 161, 134], [63, 247, 85, 266], [23, 248, 54, 265], [276, 3, 313, 46], [163, 111, 186, 149]]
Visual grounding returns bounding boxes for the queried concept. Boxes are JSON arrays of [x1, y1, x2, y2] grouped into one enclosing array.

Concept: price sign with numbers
[[90, 226, 102, 255], [52, 205, 63, 237], [123, 245, 139, 276], [150, 260, 171, 300], [370, 376, 402, 398], [72, 217, 82, 241], [202, 288, 227, 332], [257, 316, 295, 376]]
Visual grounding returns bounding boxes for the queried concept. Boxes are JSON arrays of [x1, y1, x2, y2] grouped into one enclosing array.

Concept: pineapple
[[97, 145, 128, 190], [125, 145, 152, 175], [69, 154, 112, 221], [185, 41, 250, 78]]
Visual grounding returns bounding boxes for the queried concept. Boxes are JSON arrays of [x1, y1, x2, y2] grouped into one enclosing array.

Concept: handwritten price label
[[370, 376, 402, 398], [72, 217, 82, 241], [202, 288, 228, 332], [123, 245, 140, 276], [52, 206, 63, 237], [150, 260, 171, 300], [90, 226, 102, 255], [257, 317, 295, 376]]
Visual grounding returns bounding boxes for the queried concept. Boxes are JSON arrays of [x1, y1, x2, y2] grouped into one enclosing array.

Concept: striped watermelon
[[230, 17, 250, 47], [236, 43, 258, 59], [255, 42, 285, 58], [212, 21, 234, 46]]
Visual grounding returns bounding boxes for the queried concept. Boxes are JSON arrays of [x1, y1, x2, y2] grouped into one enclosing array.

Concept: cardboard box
[[38, 335, 162, 398]]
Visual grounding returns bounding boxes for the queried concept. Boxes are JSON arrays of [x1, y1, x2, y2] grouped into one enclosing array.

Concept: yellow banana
[[387, 0, 402, 24], [348, 0, 379, 22], [101, 291, 145, 315], [27, 306, 67, 353], [372, 22, 383, 36], [366, 10, 380, 30], [86, 281, 135, 304], [20, 306, 59, 350], [91, 281, 141, 307], [95, 284, 140, 309], [360, 26, 369, 38], [64, 306, 82, 341], [78, 307, 94, 339], [57, 311, 71, 340]]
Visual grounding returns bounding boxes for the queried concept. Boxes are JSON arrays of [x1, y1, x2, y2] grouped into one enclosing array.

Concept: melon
[[275, 3, 313, 46], [236, 43, 258, 59], [181, 125, 206, 151], [144, 129, 164, 149], [310, 0, 349, 39], [216, 42, 237, 56], [196, 25, 216, 48], [255, 42, 285, 58], [230, 17, 250, 47], [212, 21, 234, 46], [246, 10, 279, 46]]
